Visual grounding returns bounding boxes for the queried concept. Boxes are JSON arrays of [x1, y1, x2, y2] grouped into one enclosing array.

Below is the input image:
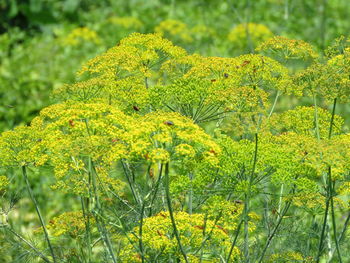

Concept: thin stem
[[164, 163, 188, 263], [328, 98, 337, 140], [227, 220, 243, 262], [277, 184, 284, 221], [148, 164, 163, 216], [121, 160, 140, 206], [316, 192, 331, 262], [329, 211, 350, 261], [268, 91, 280, 118], [258, 200, 292, 263], [21, 166, 56, 263], [329, 169, 342, 262], [243, 133, 258, 263], [188, 172, 193, 214], [81, 197, 92, 263], [139, 200, 146, 263], [317, 98, 337, 262], [313, 94, 321, 141], [6, 226, 52, 263], [90, 159, 117, 263]]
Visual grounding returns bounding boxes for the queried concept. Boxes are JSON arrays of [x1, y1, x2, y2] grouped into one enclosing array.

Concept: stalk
[[121, 160, 140, 206], [316, 98, 337, 262], [329, 169, 342, 262], [89, 159, 117, 263], [277, 184, 284, 221], [258, 199, 292, 263], [139, 200, 146, 263], [268, 91, 280, 118], [21, 166, 56, 263], [164, 163, 188, 263], [188, 172, 193, 214], [328, 211, 350, 261], [6, 226, 52, 263], [227, 220, 243, 262], [81, 197, 92, 263], [243, 133, 258, 263], [148, 164, 163, 216]]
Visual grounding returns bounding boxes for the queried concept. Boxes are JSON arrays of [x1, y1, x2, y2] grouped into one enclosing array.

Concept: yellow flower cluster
[[55, 33, 187, 109], [295, 46, 350, 102], [269, 106, 344, 139], [228, 23, 274, 51], [155, 19, 193, 43], [268, 251, 314, 262], [119, 211, 239, 262], [0, 97, 221, 195], [256, 36, 318, 61], [0, 125, 48, 167], [61, 27, 100, 46], [46, 211, 93, 238], [0, 176, 8, 193], [108, 16, 142, 29]]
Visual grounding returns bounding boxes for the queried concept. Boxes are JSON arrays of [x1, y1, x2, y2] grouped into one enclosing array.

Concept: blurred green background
[[1, 0, 350, 131]]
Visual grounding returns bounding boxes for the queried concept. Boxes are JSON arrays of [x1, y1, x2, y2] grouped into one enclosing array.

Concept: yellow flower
[[155, 19, 193, 43], [228, 23, 274, 51], [61, 27, 100, 46], [108, 16, 142, 29], [256, 36, 318, 61]]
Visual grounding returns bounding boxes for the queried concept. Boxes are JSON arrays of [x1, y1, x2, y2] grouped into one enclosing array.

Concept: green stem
[[313, 94, 321, 141], [277, 184, 284, 221], [316, 193, 331, 262], [21, 166, 56, 263], [329, 168, 342, 262], [227, 220, 243, 262], [89, 159, 117, 263], [148, 164, 163, 216], [258, 200, 292, 263], [268, 91, 280, 118], [316, 98, 337, 262], [328, 98, 337, 140], [81, 197, 92, 263], [139, 200, 146, 263], [121, 160, 140, 206], [244, 133, 258, 263], [188, 172, 193, 214], [329, 211, 350, 261], [164, 163, 188, 263], [6, 226, 52, 263]]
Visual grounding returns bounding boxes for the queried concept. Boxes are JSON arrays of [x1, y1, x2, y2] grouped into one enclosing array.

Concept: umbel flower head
[[155, 19, 193, 43], [118, 211, 239, 262], [53, 33, 187, 110], [295, 38, 350, 102], [268, 106, 344, 139], [60, 27, 100, 47], [107, 16, 143, 30], [10, 100, 220, 195], [256, 36, 318, 62], [0, 125, 48, 167], [228, 23, 274, 51], [152, 52, 294, 123]]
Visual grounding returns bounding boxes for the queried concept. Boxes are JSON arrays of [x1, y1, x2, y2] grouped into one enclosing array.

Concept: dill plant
[[1, 33, 350, 263]]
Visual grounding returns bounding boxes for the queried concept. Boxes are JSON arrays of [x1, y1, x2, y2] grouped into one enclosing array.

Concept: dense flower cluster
[[155, 19, 193, 43], [119, 211, 240, 262], [107, 16, 143, 29], [45, 211, 94, 238], [228, 23, 274, 51], [256, 36, 318, 61], [61, 27, 100, 46]]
